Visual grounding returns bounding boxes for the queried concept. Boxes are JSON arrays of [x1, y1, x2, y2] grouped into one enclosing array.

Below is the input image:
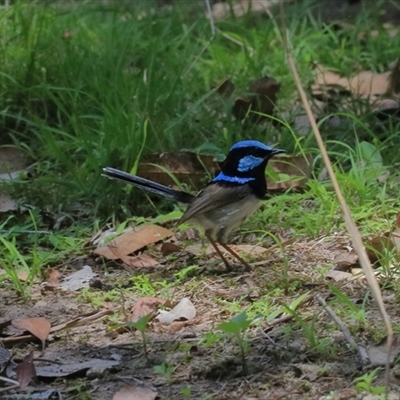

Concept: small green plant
[[200, 330, 223, 348], [282, 305, 319, 350], [174, 265, 198, 281], [126, 314, 152, 364], [153, 361, 174, 384], [329, 284, 368, 327], [353, 368, 385, 395], [180, 386, 191, 399], [0, 236, 31, 297], [217, 312, 260, 375]]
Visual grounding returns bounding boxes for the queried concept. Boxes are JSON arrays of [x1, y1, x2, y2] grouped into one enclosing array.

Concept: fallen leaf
[[215, 76, 235, 97], [113, 385, 157, 400], [160, 242, 182, 256], [17, 270, 29, 282], [60, 265, 96, 291], [185, 243, 215, 256], [368, 334, 400, 366], [35, 359, 119, 378], [129, 297, 171, 324], [0, 147, 28, 175], [267, 154, 313, 190], [12, 317, 51, 353], [0, 347, 12, 372], [291, 363, 322, 382], [325, 270, 353, 282], [221, 244, 268, 256], [137, 153, 215, 188], [47, 268, 61, 287], [232, 76, 280, 123], [365, 234, 398, 263], [313, 66, 391, 97], [0, 192, 17, 213], [333, 251, 359, 266], [94, 225, 173, 260], [156, 298, 196, 325], [14, 351, 36, 390], [120, 254, 159, 268]]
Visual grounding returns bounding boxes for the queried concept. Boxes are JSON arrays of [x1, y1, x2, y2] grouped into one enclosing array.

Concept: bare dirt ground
[[1, 232, 400, 399]]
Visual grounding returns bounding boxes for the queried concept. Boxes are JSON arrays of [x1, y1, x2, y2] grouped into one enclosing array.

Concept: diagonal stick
[[278, 3, 392, 395]]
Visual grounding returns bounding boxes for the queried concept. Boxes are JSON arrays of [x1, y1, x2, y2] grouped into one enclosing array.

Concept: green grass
[[1, 0, 400, 217]]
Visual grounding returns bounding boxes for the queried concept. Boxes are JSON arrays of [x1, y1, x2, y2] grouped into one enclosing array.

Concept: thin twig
[[316, 293, 370, 365], [204, 0, 215, 36], [0, 375, 19, 392]]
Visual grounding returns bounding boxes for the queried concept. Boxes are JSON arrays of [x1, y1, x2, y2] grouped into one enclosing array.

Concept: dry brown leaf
[[268, 154, 313, 190], [48, 268, 61, 287], [185, 243, 215, 256], [120, 254, 159, 268], [14, 351, 36, 390], [313, 65, 391, 98], [222, 244, 268, 256], [160, 242, 182, 256], [365, 234, 398, 263], [348, 70, 391, 97], [17, 271, 29, 282], [232, 76, 280, 123], [129, 297, 171, 324], [137, 152, 215, 188], [325, 270, 353, 282], [215, 76, 235, 97], [94, 225, 173, 260], [113, 385, 157, 400], [333, 251, 359, 266], [12, 317, 51, 353]]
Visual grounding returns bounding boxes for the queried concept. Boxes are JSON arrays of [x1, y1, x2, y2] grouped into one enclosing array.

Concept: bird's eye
[[238, 155, 264, 172]]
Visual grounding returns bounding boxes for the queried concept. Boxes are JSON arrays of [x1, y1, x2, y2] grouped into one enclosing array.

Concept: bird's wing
[[180, 183, 253, 223]]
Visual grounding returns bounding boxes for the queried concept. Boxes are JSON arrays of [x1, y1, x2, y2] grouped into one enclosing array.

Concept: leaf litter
[[2, 229, 400, 398]]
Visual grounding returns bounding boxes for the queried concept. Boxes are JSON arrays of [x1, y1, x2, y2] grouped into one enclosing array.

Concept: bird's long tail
[[102, 167, 194, 204]]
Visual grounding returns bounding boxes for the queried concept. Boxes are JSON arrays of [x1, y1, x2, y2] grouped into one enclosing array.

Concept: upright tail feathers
[[102, 167, 194, 204]]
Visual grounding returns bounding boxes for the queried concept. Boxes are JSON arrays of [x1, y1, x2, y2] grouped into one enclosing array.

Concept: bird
[[103, 140, 285, 271]]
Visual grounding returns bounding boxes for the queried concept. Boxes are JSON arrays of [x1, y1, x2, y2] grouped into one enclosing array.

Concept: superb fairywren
[[103, 140, 285, 271]]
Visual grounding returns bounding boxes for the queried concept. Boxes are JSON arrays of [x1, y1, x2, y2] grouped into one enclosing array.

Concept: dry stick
[[315, 293, 370, 365], [279, 4, 393, 394], [184, 0, 215, 77]]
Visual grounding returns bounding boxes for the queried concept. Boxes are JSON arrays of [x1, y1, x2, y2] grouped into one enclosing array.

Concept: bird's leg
[[218, 242, 252, 272], [205, 234, 232, 271]]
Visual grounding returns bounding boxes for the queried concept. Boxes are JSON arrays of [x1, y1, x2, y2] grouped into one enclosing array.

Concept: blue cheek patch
[[212, 172, 255, 184], [238, 155, 264, 172]]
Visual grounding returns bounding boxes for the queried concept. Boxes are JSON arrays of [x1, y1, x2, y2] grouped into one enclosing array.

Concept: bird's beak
[[271, 148, 286, 156]]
